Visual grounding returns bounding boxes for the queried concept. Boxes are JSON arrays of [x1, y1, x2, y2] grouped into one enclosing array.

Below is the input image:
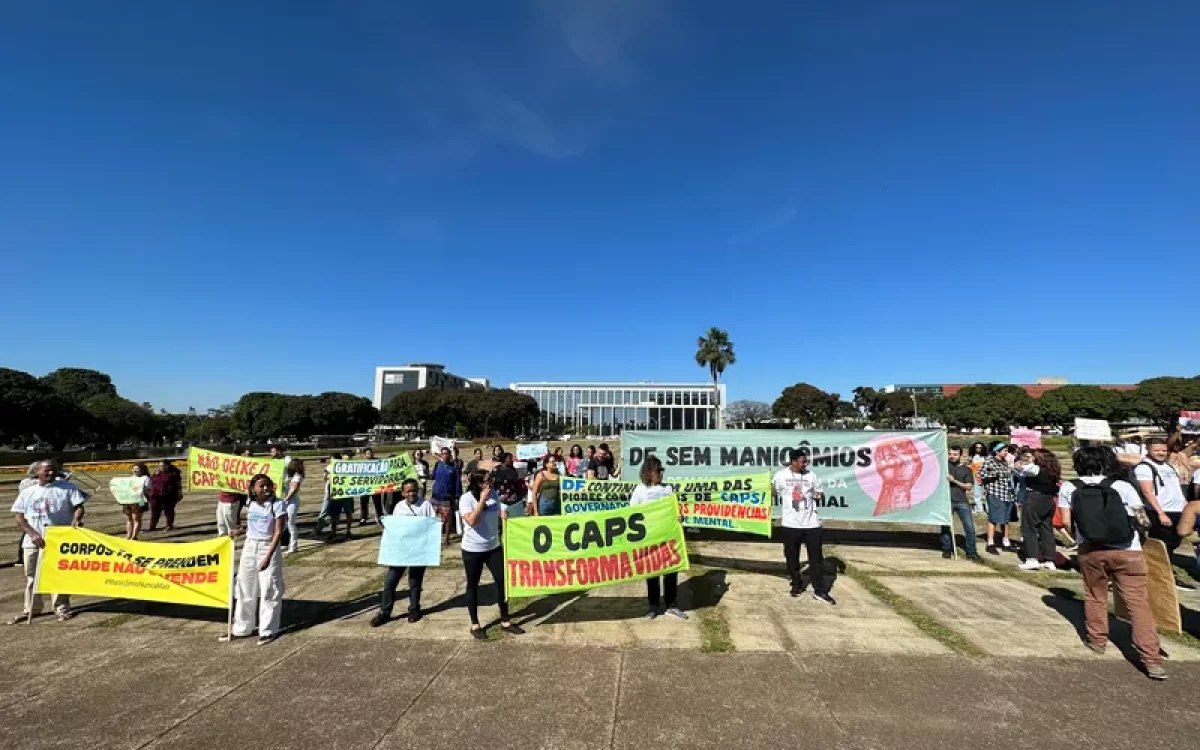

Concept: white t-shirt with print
[[772, 468, 823, 529], [390, 497, 437, 518], [11, 481, 88, 548], [1134, 459, 1185, 513], [629, 484, 673, 507], [459, 492, 501, 552], [245, 499, 288, 541], [1057, 476, 1143, 551]]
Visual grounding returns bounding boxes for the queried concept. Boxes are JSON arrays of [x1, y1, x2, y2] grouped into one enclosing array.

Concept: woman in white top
[[124, 462, 151, 540], [224, 473, 287, 646], [459, 470, 525, 640], [371, 478, 437, 626], [630, 456, 688, 620], [282, 459, 303, 554]]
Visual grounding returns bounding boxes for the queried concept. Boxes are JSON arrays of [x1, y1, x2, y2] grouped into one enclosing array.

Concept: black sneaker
[[407, 611, 422, 623], [789, 586, 800, 598], [470, 628, 486, 640], [369, 612, 390, 628], [500, 623, 525, 635], [1175, 579, 1196, 592], [812, 591, 836, 606], [987, 545, 1000, 556], [941, 550, 953, 559]]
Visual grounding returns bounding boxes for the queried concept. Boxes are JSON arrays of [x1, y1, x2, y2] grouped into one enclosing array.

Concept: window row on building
[[510, 382, 727, 435]]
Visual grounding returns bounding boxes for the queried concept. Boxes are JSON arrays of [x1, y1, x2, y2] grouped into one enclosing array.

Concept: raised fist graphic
[[872, 438, 923, 516]]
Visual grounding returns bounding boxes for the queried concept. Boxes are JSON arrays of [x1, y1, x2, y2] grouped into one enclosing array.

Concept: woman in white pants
[[223, 473, 287, 645], [282, 459, 303, 555]]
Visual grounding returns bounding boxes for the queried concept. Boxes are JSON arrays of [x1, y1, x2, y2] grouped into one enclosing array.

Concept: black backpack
[[1070, 479, 1134, 546]]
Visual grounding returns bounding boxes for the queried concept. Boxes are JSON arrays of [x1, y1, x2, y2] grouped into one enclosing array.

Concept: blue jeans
[[940, 503, 978, 558], [538, 496, 560, 516]]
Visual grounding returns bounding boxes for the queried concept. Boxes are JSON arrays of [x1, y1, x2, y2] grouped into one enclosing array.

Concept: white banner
[[516, 442, 549, 461], [1074, 418, 1113, 442], [430, 436, 457, 455]]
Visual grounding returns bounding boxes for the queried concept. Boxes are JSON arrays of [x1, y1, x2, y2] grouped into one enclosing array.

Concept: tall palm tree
[[695, 327, 736, 429]]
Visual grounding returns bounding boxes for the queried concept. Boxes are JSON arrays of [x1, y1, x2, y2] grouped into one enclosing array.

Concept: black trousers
[[1149, 510, 1184, 554], [781, 526, 828, 595], [646, 572, 678, 610], [463, 547, 509, 625], [380, 566, 425, 617], [360, 494, 383, 521], [1021, 491, 1057, 563]]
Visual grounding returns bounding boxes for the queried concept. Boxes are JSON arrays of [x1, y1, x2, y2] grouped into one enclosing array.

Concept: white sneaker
[[1041, 562, 1058, 571], [1001, 538, 1012, 549], [1018, 559, 1041, 571]]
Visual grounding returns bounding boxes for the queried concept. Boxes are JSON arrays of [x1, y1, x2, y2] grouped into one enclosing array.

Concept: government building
[[373, 364, 489, 409], [509, 381, 727, 435]]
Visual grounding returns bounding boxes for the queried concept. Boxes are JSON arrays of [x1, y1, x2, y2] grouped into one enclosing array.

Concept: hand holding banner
[[378, 516, 442, 567], [504, 495, 688, 599], [329, 454, 415, 499]]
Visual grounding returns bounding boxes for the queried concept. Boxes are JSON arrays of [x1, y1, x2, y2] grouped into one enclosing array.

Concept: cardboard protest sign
[[188, 448, 286, 494], [37, 527, 233, 609], [329, 454, 416, 499], [1180, 411, 1200, 435], [1074, 418, 1113, 442], [621, 430, 952, 526], [378, 516, 442, 567], [516, 442, 549, 461], [504, 495, 688, 599], [109, 477, 147, 505]]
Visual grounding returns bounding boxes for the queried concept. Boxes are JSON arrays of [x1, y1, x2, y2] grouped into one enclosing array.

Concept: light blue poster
[[377, 516, 442, 567]]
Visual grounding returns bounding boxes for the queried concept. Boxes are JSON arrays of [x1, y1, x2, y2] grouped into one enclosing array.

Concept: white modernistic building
[[509, 381, 728, 435], [373, 364, 488, 409]]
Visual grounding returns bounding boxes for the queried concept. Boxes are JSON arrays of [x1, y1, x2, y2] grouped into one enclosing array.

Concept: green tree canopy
[[938, 385, 1038, 432], [772, 383, 841, 427]]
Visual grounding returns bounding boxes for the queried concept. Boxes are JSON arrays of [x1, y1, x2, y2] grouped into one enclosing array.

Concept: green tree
[[309, 392, 379, 435], [82, 395, 157, 445], [232, 392, 315, 442], [1036, 385, 1123, 431], [938, 385, 1038, 432], [1124, 377, 1200, 431], [695, 327, 736, 428], [40, 368, 118, 404], [0, 368, 86, 448], [772, 383, 841, 427]]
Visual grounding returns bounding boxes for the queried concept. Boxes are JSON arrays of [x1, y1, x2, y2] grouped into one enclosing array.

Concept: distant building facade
[[883, 378, 1136, 399], [373, 363, 487, 409], [510, 381, 728, 435]]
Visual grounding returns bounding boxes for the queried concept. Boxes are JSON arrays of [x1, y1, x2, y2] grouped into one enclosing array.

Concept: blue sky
[[2, 1, 1197, 412]]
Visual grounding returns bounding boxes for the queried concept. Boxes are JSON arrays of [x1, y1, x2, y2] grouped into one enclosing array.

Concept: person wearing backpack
[[1058, 447, 1164, 680], [1135, 437, 1194, 591]]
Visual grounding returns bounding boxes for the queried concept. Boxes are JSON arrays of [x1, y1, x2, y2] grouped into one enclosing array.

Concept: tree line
[[0, 367, 380, 450], [734, 377, 1200, 433]]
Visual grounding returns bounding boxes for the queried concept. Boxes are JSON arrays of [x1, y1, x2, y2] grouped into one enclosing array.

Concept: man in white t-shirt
[[1135, 437, 1193, 591], [772, 449, 834, 605], [1059, 447, 1163, 679], [9, 459, 88, 623]]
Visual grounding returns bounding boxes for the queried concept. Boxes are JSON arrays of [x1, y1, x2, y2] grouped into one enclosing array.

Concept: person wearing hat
[[976, 442, 1015, 555]]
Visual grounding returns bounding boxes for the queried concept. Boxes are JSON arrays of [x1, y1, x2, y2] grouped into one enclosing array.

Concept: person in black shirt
[[587, 443, 616, 480], [940, 446, 979, 559]]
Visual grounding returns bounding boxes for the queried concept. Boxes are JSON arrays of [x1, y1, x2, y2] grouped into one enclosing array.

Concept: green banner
[[560, 478, 640, 514], [504, 496, 689, 599], [329, 454, 415, 499], [676, 473, 772, 537], [620, 430, 951, 526], [188, 447, 287, 494]]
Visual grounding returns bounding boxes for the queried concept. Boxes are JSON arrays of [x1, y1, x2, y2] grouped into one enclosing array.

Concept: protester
[[1117, 434, 1145, 458], [358, 448, 384, 525], [14, 463, 38, 566], [566, 444, 585, 477], [217, 481, 246, 538], [1135, 437, 1194, 590], [587, 443, 616, 480], [224, 473, 287, 645], [465, 448, 483, 477], [9, 459, 87, 623], [977, 443, 1015, 555], [147, 459, 183, 531], [772, 449, 835, 605], [1014, 448, 1062, 571], [630, 455, 688, 619], [459, 470, 524, 639], [413, 449, 430, 498], [492, 452, 529, 520], [313, 451, 351, 537], [124, 462, 151, 540], [491, 445, 504, 463], [325, 453, 357, 542], [431, 447, 463, 546], [968, 442, 987, 513], [940, 446, 979, 560], [1059, 447, 1164, 680], [269, 444, 291, 464], [281, 459, 304, 555], [530, 454, 563, 516], [370, 479, 435, 626], [452, 446, 464, 475]]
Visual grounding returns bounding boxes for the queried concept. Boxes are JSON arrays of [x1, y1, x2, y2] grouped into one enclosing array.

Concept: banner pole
[[226, 537, 236, 642]]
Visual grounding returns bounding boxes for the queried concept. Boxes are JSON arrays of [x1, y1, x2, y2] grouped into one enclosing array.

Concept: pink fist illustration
[[872, 438, 923, 516]]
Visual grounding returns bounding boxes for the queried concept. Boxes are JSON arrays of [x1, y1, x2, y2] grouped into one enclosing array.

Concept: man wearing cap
[[976, 442, 1015, 555]]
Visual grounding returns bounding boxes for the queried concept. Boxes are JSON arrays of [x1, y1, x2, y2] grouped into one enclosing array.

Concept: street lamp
[[910, 394, 919, 423]]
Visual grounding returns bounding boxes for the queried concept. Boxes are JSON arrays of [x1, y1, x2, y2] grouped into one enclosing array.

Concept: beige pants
[[216, 502, 239, 536], [232, 539, 285, 638], [23, 547, 70, 616]]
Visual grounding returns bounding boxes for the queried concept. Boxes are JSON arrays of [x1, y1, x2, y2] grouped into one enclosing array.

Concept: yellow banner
[[36, 527, 234, 609], [188, 447, 286, 494]]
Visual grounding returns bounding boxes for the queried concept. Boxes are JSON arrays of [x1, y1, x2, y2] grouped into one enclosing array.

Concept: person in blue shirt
[[431, 447, 463, 546]]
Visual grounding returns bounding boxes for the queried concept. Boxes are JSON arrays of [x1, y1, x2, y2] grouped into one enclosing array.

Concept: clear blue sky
[[2, 1, 1197, 412]]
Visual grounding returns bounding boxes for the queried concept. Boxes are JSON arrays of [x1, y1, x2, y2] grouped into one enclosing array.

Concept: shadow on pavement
[[1041, 587, 1142, 668]]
